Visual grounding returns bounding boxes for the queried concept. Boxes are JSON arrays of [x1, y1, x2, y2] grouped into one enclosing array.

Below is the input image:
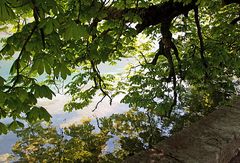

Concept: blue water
[[0, 58, 132, 156]]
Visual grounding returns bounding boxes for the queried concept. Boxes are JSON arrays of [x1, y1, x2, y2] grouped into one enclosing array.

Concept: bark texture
[[124, 97, 240, 163]]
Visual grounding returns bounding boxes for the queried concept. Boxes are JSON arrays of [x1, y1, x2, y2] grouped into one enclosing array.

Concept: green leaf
[[8, 120, 24, 130], [27, 92, 38, 105], [44, 62, 52, 75], [41, 85, 55, 99], [26, 107, 38, 122], [32, 84, 55, 99], [17, 121, 24, 128], [0, 76, 6, 86], [61, 65, 71, 80], [38, 107, 52, 122], [44, 20, 54, 35], [63, 21, 89, 40], [8, 121, 17, 130], [0, 44, 14, 57], [27, 106, 52, 123], [10, 60, 17, 75], [0, 107, 7, 118], [25, 42, 34, 52], [54, 63, 61, 77], [0, 2, 16, 21], [37, 60, 44, 75], [77, 25, 89, 39], [16, 88, 28, 102], [0, 122, 7, 134], [31, 60, 40, 73]]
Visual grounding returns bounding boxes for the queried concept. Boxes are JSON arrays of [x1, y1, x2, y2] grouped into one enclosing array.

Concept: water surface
[[0, 58, 132, 157]]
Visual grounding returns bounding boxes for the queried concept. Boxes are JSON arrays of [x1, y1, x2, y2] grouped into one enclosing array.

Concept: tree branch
[[222, 0, 240, 5], [151, 40, 164, 65], [194, 7, 208, 69], [104, 1, 197, 33], [31, 0, 45, 48], [171, 41, 183, 79], [6, 24, 37, 92], [92, 95, 106, 112], [90, 61, 113, 108]]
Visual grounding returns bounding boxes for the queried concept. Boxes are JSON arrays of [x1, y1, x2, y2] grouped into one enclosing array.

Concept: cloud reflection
[[37, 94, 129, 128]]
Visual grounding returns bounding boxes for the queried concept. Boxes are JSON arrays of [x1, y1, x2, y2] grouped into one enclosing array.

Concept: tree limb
[[222, 0, 240, 5], [104, 1, 197, 33], [194, 6, 208, 69]]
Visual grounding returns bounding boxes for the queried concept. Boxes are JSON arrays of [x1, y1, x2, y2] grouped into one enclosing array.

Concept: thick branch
[[103, 0, 240, 33], [150, 20, 179, 117], [105, 1, 197, 32], [222, 0, 240, 5]]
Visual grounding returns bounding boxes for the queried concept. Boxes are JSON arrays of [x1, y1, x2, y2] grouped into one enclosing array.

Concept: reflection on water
[[0, 94, 129, 155], [39, 94, 129, 128], [0, 59, 132, 157], [0, 132, 17, 154]]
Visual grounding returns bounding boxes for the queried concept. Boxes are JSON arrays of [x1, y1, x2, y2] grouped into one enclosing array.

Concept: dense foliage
[[0, 0, 240, 162]]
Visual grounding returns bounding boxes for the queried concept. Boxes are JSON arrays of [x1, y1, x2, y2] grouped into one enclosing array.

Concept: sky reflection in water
[[0, 58, 132, 155]]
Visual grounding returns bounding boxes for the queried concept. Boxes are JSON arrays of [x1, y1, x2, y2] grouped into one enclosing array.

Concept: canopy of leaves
[[0, 0, 240, 161]]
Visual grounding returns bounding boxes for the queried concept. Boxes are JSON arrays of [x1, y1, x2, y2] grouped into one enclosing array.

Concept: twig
[[95, 117, 103, 130], [139, 51, 149, 64], [92, 95, 106, 112]]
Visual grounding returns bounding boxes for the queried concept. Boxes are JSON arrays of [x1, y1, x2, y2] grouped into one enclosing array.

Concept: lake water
[[0, 57, 132, 158]]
